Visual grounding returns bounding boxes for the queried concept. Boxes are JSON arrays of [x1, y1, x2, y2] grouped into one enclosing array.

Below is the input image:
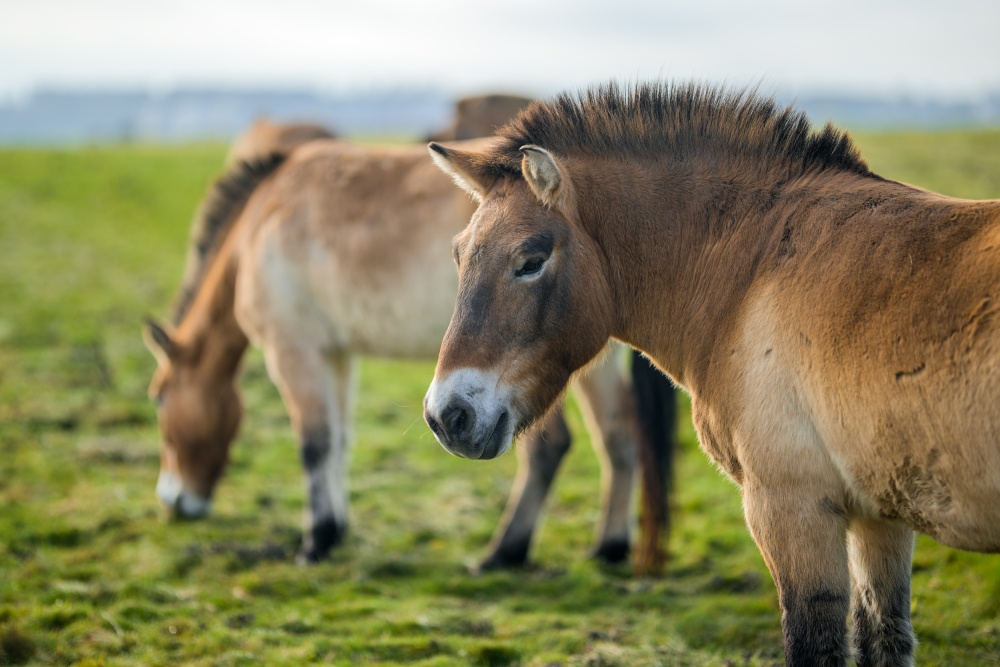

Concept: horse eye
[[515, 257, 546, 278]]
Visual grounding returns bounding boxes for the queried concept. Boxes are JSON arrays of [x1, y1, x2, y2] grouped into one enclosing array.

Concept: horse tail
[[172, 152, 287, 324], [632, 350, 677, 576]]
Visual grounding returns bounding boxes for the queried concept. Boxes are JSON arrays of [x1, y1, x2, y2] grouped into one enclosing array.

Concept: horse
[[423, 82, 1000, 665], [143, 123, 670, 569]]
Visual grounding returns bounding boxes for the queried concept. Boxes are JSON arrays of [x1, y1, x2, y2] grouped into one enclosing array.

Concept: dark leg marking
[[781, 586, 851, 666], [298, 517, 347, 564], [300, 431, 330, 469], [477, 535, 532, 571], [297, 427, 347, 563], [590, 538, 630, 564], [852, 585, 915, 667]]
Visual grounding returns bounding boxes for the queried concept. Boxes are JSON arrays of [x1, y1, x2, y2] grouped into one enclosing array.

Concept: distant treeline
[[2, 87, 999, 145]]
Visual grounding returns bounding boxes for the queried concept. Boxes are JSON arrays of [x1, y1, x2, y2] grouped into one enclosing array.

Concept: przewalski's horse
[[424, 82, 1000, 665], [143, 129, 652, 568]]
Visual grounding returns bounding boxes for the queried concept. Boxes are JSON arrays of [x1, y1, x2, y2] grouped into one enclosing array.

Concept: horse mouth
[[478, 410, 509, 460], [157, 470, 213, 519]]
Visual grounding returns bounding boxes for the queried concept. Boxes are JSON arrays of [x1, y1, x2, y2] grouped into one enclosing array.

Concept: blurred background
[[2, 0, 999, 143]]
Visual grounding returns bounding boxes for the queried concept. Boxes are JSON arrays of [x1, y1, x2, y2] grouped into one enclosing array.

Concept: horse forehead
[[472, 187, 541, 247], [466, 197, 506, 249]]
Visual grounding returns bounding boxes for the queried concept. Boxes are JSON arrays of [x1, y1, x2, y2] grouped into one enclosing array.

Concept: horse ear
[[427, 143, 495, 200], [143, 317, 178, 365], [519, 145, 577, 218]]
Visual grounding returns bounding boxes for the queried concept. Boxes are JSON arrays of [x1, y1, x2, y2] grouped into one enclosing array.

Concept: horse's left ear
[[520, 145, 577, 218]]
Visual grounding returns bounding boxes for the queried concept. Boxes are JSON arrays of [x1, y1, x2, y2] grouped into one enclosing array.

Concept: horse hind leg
[[574, 347, 636, 564], [264, 344, 353, 563], [848, 519, 916, 667], [478, 406, 572, 571]]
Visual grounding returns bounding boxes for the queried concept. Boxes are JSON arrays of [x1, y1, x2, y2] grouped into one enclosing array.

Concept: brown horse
[[143, 125, 651, 568], [424, 82, 1000, 665]]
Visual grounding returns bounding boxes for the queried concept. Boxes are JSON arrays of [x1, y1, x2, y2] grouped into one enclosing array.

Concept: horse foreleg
[[848, 519, 915, 667], [574, 351, 636, 563], [478, 407, 571, 571], [743, 483, 851, 666], [264, 344, 352, 563]]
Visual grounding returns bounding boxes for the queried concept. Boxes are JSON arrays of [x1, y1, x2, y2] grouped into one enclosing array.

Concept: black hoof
[[476, 538, 531, 573], [297, 519, 347, 564], [590, 538, 630, 565]]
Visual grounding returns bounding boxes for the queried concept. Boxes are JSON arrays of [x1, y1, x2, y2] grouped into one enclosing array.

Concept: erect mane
[[172, 153, 286, 324], [480, 81, 870, 178]]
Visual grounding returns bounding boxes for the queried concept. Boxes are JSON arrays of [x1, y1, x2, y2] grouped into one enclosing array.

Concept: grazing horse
[[143, 127, 657, 568], [424, 82, 1000, 665]]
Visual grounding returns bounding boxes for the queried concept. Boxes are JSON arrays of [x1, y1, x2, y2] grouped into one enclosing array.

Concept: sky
[[2, 0, 998, 102]]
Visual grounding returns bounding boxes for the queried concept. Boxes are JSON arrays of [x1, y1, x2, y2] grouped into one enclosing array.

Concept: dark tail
[[172, 152, 287, 324], [632, 350, 676, 576]]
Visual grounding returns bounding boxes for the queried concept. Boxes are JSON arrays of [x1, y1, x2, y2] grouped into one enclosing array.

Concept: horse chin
[[156, 469, 213, 520], [476, 410, 513, 460]]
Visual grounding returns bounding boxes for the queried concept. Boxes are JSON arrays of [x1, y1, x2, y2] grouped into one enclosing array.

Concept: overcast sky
[[2, 0, 998, 101]]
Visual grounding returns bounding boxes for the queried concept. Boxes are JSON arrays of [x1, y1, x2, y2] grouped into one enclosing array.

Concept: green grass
[[1, 132, 999, 666]]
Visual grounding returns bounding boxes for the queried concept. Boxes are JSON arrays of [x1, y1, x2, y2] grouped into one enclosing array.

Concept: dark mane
[[481, 81, 869, 178], [172, 153, 286, 323]]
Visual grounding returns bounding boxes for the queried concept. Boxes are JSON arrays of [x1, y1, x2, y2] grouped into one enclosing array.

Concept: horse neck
[[175, 236, 249, 380], [576, 156, 876, 388]]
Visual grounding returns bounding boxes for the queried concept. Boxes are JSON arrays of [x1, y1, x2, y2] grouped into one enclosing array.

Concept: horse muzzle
[[424, 369, 516, 460], [156, 470, 213, 519]]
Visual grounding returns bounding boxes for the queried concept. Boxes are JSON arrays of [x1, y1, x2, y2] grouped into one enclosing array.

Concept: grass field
[[1, 131, 1000, 666]]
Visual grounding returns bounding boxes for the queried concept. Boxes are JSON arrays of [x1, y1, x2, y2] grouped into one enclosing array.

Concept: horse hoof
[[589, 539, 630, 565], [474, 554, 523, 574], [297, 519, 347, 564], [475, 539, 530, 573]]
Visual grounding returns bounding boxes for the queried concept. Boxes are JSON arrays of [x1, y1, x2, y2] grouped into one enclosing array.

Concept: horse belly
[[829, 401, 1000, 552]]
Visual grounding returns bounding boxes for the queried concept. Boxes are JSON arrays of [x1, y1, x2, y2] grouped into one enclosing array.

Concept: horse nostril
[[426, 414, 444, 439], [442, 403, 470, 439]]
